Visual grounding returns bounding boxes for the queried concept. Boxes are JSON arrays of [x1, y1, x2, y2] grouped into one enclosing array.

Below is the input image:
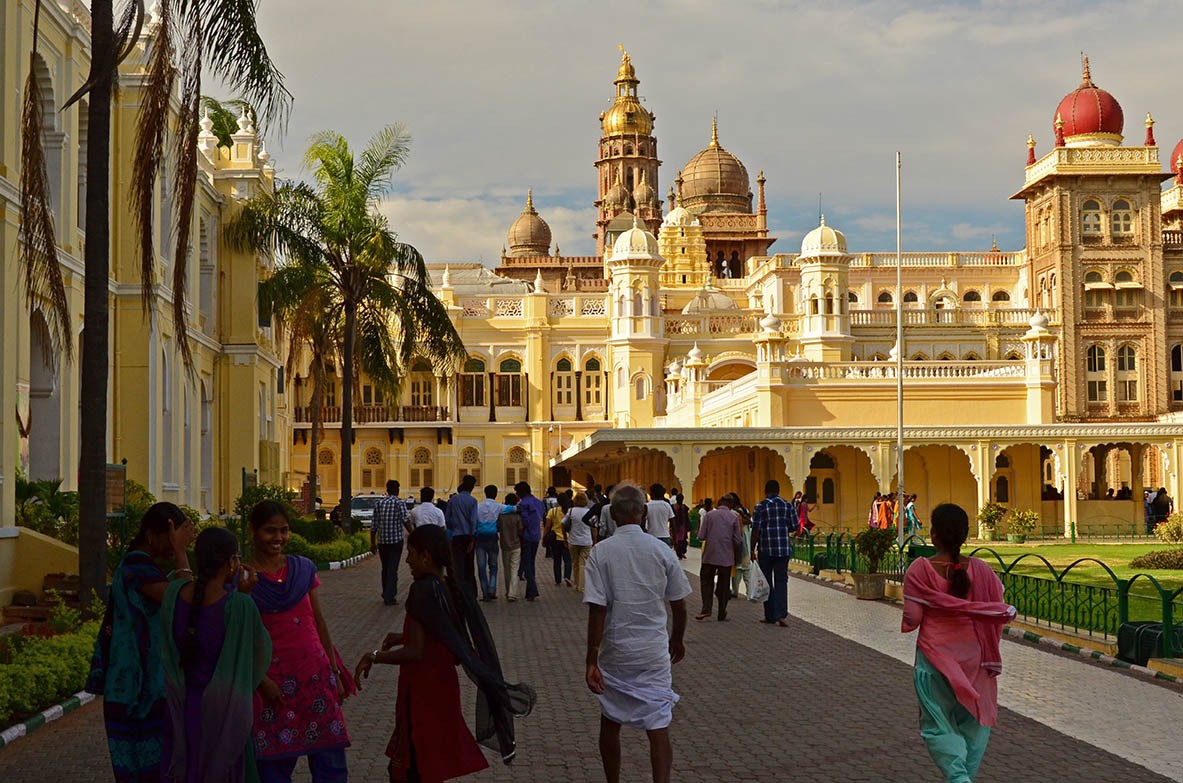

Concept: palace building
[[0, 2, 287, 601], [287, 50, 1183, 537]]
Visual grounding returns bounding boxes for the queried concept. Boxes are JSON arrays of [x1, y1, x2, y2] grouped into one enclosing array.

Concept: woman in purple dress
[[161, 527, 271, 782]]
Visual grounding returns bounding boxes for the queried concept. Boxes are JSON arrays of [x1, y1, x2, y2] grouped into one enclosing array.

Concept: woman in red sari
[[355, 525, 534, 783], [247, 501, 354, 783]]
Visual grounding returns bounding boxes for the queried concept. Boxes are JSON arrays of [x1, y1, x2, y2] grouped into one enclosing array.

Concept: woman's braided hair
[[931, 503, 971, 599], [181, 527, 239, 669]]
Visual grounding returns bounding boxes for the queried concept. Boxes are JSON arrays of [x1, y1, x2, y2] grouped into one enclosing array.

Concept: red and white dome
[[1054, 57, 1123, 147], [1170, 138, 1183, 174]]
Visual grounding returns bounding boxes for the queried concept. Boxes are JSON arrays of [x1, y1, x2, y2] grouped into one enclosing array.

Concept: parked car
[[351, 495, 381, 530]]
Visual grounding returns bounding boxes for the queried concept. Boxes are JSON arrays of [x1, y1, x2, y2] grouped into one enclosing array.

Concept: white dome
[[760, 312, 782, 331], [661, 205, 696, 228], [1029, 311, 1049, 330], [687, 343, 705, 362], [681, 283, 738, 314], [800, 214, 848, 258], [611, 217, 660, 259]]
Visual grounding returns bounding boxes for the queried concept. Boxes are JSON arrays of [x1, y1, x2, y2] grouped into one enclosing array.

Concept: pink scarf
[[902, 557, 1016, 725]]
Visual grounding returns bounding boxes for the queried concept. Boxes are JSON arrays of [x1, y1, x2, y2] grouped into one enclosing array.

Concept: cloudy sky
[[251, 0, 1182, 263]]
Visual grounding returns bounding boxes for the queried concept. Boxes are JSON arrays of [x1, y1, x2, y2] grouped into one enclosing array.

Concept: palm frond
[[130, 0, 177, 315], [19, 0, 72, 362], [356, 124, 412, 200], [170, 19, 204, 374], [200, 95, 253, 148], [62, 0, 144, 112], [189, 0, 291, 129]]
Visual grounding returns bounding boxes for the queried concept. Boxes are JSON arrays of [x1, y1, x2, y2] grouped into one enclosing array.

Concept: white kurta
[[584, 525, 692, 730]]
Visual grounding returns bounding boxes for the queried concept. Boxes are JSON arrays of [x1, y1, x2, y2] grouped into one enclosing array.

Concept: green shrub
[[290, 516, 338, 543], [1006, 508, 1040, 535], [1153, 513, 1183, 544], [234, 484, 299, 524], [1130, 548, 1183, 570], [977, 502, 1006, 531], [283, 532, 313, 559], [0, 620, 99, 725]]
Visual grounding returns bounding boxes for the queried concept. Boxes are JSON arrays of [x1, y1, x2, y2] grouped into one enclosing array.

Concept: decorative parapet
[[665, 313, 761, 335], [850, 308, 1058, 328], [1023, 146, 1161, 188], [783, 360, 1027, 381], [848, 251, 1027, 268]]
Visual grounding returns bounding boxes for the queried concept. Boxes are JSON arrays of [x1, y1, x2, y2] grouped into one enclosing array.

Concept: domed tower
[[505, 190, 552, 257], [1012, 56, 1166, 420], [797, 216, 853, 362], [605, 218, 668, 427], [1163, 138, 1183, 231], [595, 48, 662, 255], [658, 195, 709, 289], [676, 118, 774, 278]]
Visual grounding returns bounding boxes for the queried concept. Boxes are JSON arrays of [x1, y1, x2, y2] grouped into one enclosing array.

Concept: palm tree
[[200, 95, 255, 148], [19, 0, 289, 601], [229, 126, 466, 516]]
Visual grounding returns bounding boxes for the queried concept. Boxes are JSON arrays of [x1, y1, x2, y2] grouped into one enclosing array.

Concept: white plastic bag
[[747, 562, 770, 603]]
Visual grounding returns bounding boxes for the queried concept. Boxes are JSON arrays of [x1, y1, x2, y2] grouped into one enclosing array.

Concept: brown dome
[[603, 173, 631, 211], [506, 190, 552, 257], [632, 171, 657, 209], [679, 118, 752, 214]]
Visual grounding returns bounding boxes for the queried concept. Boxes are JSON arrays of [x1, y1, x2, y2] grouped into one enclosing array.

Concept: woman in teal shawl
[[160, 527, 272, 783], [87, 503, 194, 782]]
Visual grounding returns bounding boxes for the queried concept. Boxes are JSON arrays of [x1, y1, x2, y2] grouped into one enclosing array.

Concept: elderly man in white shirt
[[584, 482, 691, 783]]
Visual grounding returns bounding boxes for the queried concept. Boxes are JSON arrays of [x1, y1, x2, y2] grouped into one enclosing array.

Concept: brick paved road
[[0, 555, 1175, 782]]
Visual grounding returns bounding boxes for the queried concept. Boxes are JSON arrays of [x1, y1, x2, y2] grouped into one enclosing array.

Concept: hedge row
[[0, 621, 99, 725], [283, 532, 370, 565]]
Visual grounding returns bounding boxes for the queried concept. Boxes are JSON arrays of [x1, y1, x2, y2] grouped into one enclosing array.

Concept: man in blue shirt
[[515, 481, 546, 601], [445, 474, 481, 595], [751, 479, 799, 626]]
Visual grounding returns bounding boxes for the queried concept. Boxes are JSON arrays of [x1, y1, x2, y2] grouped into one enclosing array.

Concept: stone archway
[[801, 445, 878, 532], [694, 446, 789, 512], [28, 312, 62, 481], [894, 444, 978, 524], [1076, 441, 1163, 535]]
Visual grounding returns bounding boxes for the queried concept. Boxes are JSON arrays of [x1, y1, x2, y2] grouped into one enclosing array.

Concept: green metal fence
[[787, 533, 1183, 657]]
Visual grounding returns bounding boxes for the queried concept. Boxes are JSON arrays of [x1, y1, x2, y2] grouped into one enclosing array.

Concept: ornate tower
[[595, 48, 661, 256], [606, 219, 668, 427], [797, 216, 853, 362]]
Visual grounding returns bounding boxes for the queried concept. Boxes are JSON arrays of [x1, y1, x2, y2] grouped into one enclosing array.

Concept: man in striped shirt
[[751, 479, 799, 626], [371, 480, 410, 605]]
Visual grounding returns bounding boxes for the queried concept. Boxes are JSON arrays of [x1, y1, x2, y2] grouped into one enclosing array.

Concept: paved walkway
[[1, 549, 1180, 781]]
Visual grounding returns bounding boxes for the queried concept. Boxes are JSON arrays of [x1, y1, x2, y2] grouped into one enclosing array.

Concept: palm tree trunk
[[308, 355, 322, 514], [79, 0, 115, 601], [340, 297, 356, 521]]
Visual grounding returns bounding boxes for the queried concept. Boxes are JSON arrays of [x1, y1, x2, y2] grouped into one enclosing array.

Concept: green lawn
[[966, 542, 1183, 592]]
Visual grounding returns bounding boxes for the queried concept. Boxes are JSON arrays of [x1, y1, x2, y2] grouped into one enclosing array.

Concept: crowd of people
[[86, 473, 1015, 783], [868, 491, 924, 538]]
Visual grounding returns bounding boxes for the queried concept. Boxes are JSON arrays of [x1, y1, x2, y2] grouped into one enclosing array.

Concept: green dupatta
[[160, 581, 272, 783]]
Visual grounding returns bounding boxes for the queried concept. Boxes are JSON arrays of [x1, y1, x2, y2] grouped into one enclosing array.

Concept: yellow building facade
[[287, 51, 1183, 538], [1, 2, 286, 599]]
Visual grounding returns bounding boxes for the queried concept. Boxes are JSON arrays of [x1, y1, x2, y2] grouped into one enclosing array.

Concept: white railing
[[849, 251, 1027, 268], [701, 372, 759, 415], [1025, 146, 1159, 186], [849, 308, 1058, 328], [665, 313, 760, 335], [786, 360, 1026, 380]]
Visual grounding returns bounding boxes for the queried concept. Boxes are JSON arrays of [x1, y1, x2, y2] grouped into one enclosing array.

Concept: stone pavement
[[1, 550, 1179, 782]]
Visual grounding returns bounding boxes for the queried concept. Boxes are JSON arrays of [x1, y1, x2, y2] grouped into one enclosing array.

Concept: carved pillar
[[488, 372, 496, 423], [575, 371, 583, 421], [1063, 441, 1080, 538]]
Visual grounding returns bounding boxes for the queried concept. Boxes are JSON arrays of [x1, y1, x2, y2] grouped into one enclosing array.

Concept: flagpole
[[896, 151, 905, 549]]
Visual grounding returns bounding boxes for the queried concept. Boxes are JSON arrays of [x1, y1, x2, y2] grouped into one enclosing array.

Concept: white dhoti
[[597, 666, 679, 731]]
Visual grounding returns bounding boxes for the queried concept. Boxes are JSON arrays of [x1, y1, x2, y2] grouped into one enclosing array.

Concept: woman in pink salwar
[[901, 503, 1016, 783], [248, 501, 355, 783]]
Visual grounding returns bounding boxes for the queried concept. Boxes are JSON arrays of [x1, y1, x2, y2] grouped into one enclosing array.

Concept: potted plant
[[977, 502, 1006, 542], [1006, 508, 1039, 544], [853, 526, 897, 600]]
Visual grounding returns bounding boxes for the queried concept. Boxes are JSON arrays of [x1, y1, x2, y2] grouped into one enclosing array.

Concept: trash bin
[[1117, 622, 1183, 666]]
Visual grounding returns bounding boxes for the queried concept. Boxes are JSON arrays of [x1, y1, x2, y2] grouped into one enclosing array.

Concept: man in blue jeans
[[515, 481, 546, 601], [751, 479, 799, 627]]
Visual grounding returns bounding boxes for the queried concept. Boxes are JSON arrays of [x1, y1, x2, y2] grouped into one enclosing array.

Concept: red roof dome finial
[[1054, 114, 1065, 148], [1026, 133, 1037, 165], [1054, 55, 1124, 146], [1171, 139, 1183, 184]]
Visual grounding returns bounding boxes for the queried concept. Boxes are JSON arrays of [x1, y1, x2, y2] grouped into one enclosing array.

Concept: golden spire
[[1081, 54, 1093, 87], [1055, 112, 1064, 129], [1027, 133, 1036, 148], [1146, 112, 1155, 128], [525, 189, 535, 211], [709, 115, 720, 148]]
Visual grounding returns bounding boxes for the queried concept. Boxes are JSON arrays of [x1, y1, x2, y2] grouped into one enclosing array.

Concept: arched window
[[821, 477, 835, 505], [1004, 351, 1023, 361], [632, 290, 643, 316], [992, 290, 1010, 302], [633, 373, 648, 400], [410, 447, 434, 489], [162, 349, 174, 484], [1114, 270, 1140, 309], [1116, 345, 1138, 402], [824, 293, 834, 315], [962, 290, 982, 303], [555, 357, 574, 407], [1084, 270, 1106, 309], [584, 357, 603, 407], [318, 448, 335, 466], [877, 291, 893, 305], [809, 295, 820, 315], [963, 352, 981, 361], [459, 446, 482, 485], [1086, 345, 1107, 403], [505, 446, 530, 487], [903, 290, 918, 304], [460, 358, 486, 407], [995, 453, 1010, 469], [1111, 199, 1133, 235], [1171, 345, 1183, 402], [938, 352, 956, 361], [1081, 199, 1102, 235], [994, 475, 1010, 503], [497, 358, 523, 406], [810, 451, 836, 470], [362, 447, 385, 488], [1169, 272, 1183, 309], [848, 290, 859, 304], [911, 353, 928, 361]]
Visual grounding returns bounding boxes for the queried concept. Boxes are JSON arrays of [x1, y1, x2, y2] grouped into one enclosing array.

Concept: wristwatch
[[370, 649, 381, 663]]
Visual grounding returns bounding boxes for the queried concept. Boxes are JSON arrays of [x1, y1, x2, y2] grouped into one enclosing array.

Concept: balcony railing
[[294, 405, 450, 424], [849, 307, 1058, 328], [785, 360, 1027, 381]]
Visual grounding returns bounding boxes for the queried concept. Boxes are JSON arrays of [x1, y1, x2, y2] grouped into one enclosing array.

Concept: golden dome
[[679, 117, 752, 214], [506, 190, 552, 257], [599, 49, 654, 136]]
